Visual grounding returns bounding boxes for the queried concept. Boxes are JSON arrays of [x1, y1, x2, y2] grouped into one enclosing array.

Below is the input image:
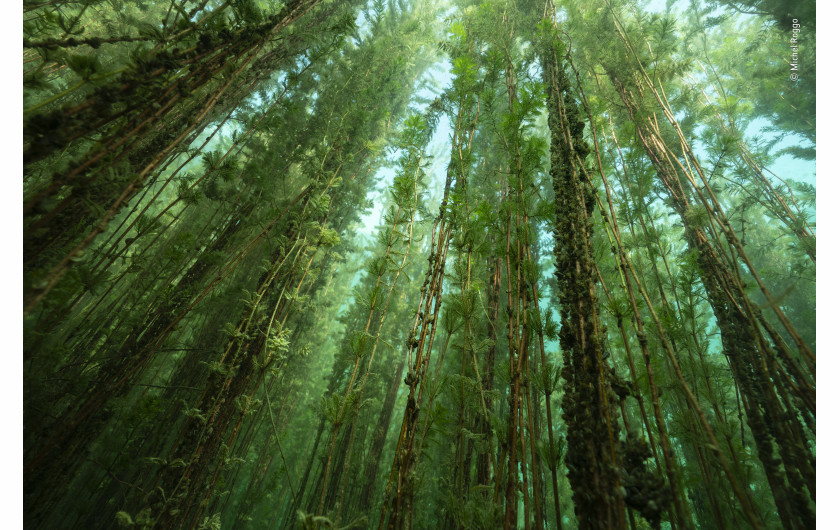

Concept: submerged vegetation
[[22, 0, 815, 528]]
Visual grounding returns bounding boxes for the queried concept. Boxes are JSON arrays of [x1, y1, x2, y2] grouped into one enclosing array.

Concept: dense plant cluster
[[23, 0, 815, 528]]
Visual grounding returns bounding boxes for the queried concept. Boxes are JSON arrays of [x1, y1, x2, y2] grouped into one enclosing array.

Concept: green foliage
[[114, 508, 153, 528], [198, 513, 222, 530], [22, 0, 815, 529]]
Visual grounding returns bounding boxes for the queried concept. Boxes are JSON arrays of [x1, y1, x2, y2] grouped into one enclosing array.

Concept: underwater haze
[[22, 0, 816, 528]]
